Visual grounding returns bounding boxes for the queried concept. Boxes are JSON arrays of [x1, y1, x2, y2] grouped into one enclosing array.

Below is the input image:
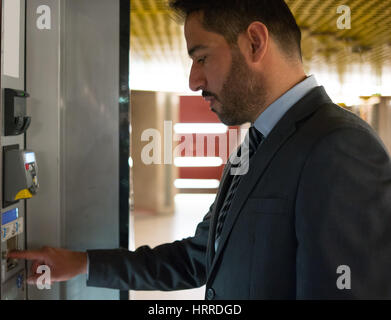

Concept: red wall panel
[[180, 96, 220, 123], [179, 166, 224, 180], [178, 96, 239, 184]]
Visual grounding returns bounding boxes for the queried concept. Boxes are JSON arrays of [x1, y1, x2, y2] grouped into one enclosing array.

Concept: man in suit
[[9, 0, 391, 299]]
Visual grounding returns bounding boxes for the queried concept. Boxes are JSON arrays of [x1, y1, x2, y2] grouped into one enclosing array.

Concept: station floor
[[132, 193, 216, 300]]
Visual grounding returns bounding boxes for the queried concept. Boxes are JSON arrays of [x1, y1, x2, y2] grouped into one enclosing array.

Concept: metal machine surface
[[24, 0, 130, 300]]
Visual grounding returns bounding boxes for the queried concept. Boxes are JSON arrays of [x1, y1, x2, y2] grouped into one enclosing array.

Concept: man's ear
[[246, 22, 269, 63]]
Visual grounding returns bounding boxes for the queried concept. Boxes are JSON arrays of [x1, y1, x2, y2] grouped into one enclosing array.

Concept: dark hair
[[169, 0, 302, 60]]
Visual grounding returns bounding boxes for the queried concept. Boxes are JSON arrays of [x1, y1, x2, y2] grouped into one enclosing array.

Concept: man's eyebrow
[[188, 45, 208, 57]]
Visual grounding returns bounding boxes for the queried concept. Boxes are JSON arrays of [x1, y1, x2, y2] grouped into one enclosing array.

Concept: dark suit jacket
[[87, 86, 391, 299]]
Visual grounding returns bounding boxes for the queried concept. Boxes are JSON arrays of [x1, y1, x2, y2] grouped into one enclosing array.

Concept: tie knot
[[229, 126, 264, 167]]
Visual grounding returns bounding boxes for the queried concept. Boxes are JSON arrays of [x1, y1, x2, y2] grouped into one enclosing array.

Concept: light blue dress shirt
[[253, 75, 319, 137]]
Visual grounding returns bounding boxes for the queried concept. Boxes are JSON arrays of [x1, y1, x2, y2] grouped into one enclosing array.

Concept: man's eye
[[197, 56, 206, 64]]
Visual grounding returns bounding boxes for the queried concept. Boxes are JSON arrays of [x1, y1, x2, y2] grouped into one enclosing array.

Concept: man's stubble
[[215, 47, 267, 126]]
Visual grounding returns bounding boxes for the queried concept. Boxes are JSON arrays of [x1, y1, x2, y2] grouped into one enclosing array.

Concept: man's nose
[[189, 64, 206, 92]]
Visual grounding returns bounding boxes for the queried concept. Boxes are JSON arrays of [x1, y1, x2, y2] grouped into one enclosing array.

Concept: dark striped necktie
[[215, 126, 264, 251]]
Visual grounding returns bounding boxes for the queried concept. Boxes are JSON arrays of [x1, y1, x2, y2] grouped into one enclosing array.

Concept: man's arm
[[295, 127, 391, 299], [86, 205, 212, 291], [8, 203, 213, 291]]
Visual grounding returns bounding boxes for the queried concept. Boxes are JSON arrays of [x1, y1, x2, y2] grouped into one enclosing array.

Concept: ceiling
[[130, 0, 391, 95]]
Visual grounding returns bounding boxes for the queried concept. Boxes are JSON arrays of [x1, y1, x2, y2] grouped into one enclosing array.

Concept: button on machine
[[16, 274, 23, 289]]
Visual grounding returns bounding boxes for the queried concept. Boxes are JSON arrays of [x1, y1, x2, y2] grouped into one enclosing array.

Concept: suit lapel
[[207, 86, 333, 278], [208, 121, 297, 274]]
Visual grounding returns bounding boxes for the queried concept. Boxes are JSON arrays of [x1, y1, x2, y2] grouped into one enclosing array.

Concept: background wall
[[131, 91, 178, 216]]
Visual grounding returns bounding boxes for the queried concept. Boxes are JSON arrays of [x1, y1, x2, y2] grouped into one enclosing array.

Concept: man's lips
[[203, 96, 217, 110], [202, 90, 217, 100], [203, 96, 215, 103], [202, 92, 219, 110], [202, 93, 218, 104]]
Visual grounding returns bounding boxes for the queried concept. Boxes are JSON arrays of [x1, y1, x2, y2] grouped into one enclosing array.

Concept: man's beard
[[209, 47, 266, 126]]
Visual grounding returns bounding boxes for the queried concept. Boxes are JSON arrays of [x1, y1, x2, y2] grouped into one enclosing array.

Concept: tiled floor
[[132, 193, 216, 300]]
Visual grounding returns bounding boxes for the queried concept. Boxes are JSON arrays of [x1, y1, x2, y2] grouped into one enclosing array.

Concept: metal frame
[[119, 0, 131, 301]]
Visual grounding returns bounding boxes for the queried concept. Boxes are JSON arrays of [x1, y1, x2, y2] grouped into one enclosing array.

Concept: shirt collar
[[253, 75, 319, 138]]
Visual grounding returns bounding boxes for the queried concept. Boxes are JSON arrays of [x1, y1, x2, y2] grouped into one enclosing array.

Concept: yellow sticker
[[14, 189, 33, 200]]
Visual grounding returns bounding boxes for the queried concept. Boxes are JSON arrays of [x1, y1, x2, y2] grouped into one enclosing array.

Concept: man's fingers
[[26, 274, 47, 286], [7, 249, 47, 261], [27, 269, 53, 286], [30, 260, 45, 274], [27, 274, 39, 285]]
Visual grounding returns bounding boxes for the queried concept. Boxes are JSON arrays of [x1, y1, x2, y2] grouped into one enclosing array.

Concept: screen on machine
[[1, 208, 19, 226], [24, 152, 35, 164]]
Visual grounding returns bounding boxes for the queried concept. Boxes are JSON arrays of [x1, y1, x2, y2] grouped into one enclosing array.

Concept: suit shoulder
[[294, 102, 390, 161], [304, 102, 379, 140], [309, 104, 390, 160], [319, 103, 373, 130]]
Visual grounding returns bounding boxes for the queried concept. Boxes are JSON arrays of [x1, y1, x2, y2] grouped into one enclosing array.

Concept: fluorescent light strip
[[174, 179, 220, 189], [174, 157, 223, 167], [174, 123, 228, 134]]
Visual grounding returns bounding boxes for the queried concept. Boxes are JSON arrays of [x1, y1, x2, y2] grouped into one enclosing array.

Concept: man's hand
[[7, 247, 88, 285]]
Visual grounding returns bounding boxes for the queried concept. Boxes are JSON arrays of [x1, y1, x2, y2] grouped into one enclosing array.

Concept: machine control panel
[[4, 148, 39, 207], [1, 206, 26, 300]]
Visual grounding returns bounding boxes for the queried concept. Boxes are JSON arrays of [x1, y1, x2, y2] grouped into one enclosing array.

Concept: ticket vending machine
[[0, 88, 38, 300]]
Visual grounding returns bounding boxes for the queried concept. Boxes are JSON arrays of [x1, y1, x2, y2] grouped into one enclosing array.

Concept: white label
[[3, 0, 21, 78], [1, 217, 23, 242]]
